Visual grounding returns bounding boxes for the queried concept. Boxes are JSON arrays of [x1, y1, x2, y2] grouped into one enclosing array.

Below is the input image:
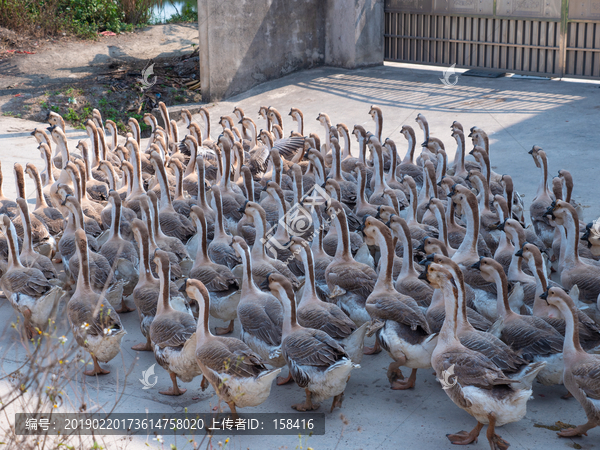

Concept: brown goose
[[150, 250, 201, 396], [231, 236, 285, 367], [529, 146, 555, 248], [262, 273, 357, 412], [148, 151, 195, 243], [289, 236, 367, 364], [76, 140, 109, 201], [361, 217, 436, 389], [325, 200, 377, 326], [542, 287, 600, 438], [423, 261, 544, 450], [25, 163, 64, 236], [15, 198, 57, 280], [0, 215, 62, 338], [63, 162, 102, 237], [207, 185, 241, 269], [185, 278, 280, 417], [68, 228, 126, 376], [188, 205, 239, 335], [0, 161, 17, 217], [129, 218, 189, 350], [147, 190, 190, 263]]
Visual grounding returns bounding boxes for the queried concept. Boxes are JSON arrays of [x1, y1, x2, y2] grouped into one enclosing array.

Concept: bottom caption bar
[[15, 413, 325, 436]]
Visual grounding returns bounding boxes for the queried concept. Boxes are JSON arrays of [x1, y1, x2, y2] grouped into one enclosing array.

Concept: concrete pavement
[[0, 62, 599, 449]]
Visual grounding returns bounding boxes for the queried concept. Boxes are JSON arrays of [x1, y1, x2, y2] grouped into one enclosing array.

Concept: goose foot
[[560, 391, 573, 400], [363, 340, 381, 355], [131, 336, 153, 351], [277, 372, 293, 385], [386, 361, 404, 384], [22, 310, 35, 340], [330, 393, 344, 412], [160, 372, 186, 396], [390, 368, 417, 390], [486, 412, 510, 450], [292, 389, 320, 411], [215, 320, 234, 335], [558, 420, 595, 437], [83, 356, 110, 376], [115, 300, 135, 314], [201, 376, 209, 391], [446, 422, 484, 445]]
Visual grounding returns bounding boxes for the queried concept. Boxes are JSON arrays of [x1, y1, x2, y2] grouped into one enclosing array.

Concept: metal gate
[[384, 0, 600, 78]]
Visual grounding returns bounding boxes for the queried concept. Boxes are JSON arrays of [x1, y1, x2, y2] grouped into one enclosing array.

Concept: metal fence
[[384, 0, 600, 78]]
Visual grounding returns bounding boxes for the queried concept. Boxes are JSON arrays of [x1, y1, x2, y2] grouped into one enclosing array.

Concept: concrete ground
[[0, 63, 599, 450]]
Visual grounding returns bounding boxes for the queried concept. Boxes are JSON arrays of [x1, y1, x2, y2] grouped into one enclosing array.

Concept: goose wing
[[326, 263, 376, 299], [459, 331, 527, 373], [238, 298, 282, 346], [501, 317, 563, 360], [366, 294, 430, 334], [2, 268, 50, 297], [151, 312, 196, 348], [297, 303, 355, 340], [571, 359, 600, 400], [273, 136, 305, 160], [197, 338, 266, 377]]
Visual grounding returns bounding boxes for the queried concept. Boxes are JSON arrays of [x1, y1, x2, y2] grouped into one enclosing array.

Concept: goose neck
[[375, 231, 395, 288], [332, 209, 352, 260], [155, 262, 173, 316], [298, 247, 319, 306]]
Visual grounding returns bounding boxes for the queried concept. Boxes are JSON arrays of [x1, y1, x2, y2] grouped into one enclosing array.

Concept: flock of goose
[[1, 102, 599, 449]]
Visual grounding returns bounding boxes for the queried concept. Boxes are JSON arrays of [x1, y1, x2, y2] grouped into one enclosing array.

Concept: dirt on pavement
[[0, 23, 201, 136]]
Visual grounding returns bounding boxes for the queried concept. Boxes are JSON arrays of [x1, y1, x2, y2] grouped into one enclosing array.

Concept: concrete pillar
[[198, 0, 384, 102], [325, 0, 384, 69]]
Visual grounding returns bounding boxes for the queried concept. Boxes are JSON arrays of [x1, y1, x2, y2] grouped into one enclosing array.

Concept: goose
[[63, 162, 102, 237], [466, 170, 500, 253], [322, 181, 363, 257], [361, 216, 437, 389], [138, 196, 184, 282], [149, 151, 195, 243], [517, 243, 600, 353], [238, 201, 300, 288], [289, 107, 304, 135], [336, 123, 357, 172], [99, 162, 136, 240], [68, 228, 126, 376], [324, 200, 377, 326], [15, 198, 57, 280], [99, 191, 139, 300], [263, 273, 358, 412], [328, 137, 357, 207], [0, 215, 63, 338], [529, 146, 555, 248], [230, 236, 286, 368], [388, 215, 434, 307], [48, 126, 75, 217], [147, 191, 190, 264], [64, 197, 127, 313], [469, 146, 503, 197], [215, 135, 245, 220], [491, 197, 514, 273], [423, 261, 545, 450], [188, 205, 239, 335], [130, 218, 190, 351], [425, 197, 455, 256], [447, 184, 499, 320], [122, 139, 147, 217], [401, 175, 438, 242], [56, 194, 99, 272], [37, 143, 61, 195], [73, 158, 106, 220], [547, 201, 600, 302], [448, 128, 470, 178], [150, 250, 201, 395], [542, 287, 600, 438], [232, 106, 250, 140], [558, 169, 586, 222], [11, 163, 53, 247], [31, 128, 54, 175], [367, 137, 395, 207], [76, 140, 108, 201], [167, 158, 193, 218], [397, 125, 423, 186], [308, 206, 334, 294], [421, 253, 492, 334], [236, 166, 257, 244], [207, 185, 241, 269], [353, 162, 378, 221], [469, 127, 501, 183], [473, 257, 565, 386], [25, 163, 64, 236], [289, 236, 367, 364], [581, 220, 600, 258], [182, 278, 280, 417], [383, 138, 409, 195]]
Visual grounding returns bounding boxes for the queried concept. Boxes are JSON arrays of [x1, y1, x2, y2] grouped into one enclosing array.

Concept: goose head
[[418, 260, 454, 289], [418, 237, 449, 257], [233, 106, 245, 121], [470, 257, 503, 283], [544, 199, 576, 225], [540, 287, 576, 318], [230, 235, 249, 258], [260, 272, 294, 305]]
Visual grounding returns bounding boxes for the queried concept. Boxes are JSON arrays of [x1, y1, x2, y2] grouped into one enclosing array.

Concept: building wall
[[198, 0, 384, 101]]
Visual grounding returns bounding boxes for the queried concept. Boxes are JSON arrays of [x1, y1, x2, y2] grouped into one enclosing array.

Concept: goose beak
[[418, 269, 429, 282], [357, 215, 368, 233], [416, 240, 426, 253], [470, 258, 483, 270], [496, 220, 507, 231], [467, 131, 473, 137], [544, 203, 556, 219], [47, 125, 56, 133], [539, 290, 549, 302], [514, 247, 524, 257], [528, 148, 534, 155], [238, 200, 248, 214], [178, 280, 188, 293], [421, 141, 428, 147]]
